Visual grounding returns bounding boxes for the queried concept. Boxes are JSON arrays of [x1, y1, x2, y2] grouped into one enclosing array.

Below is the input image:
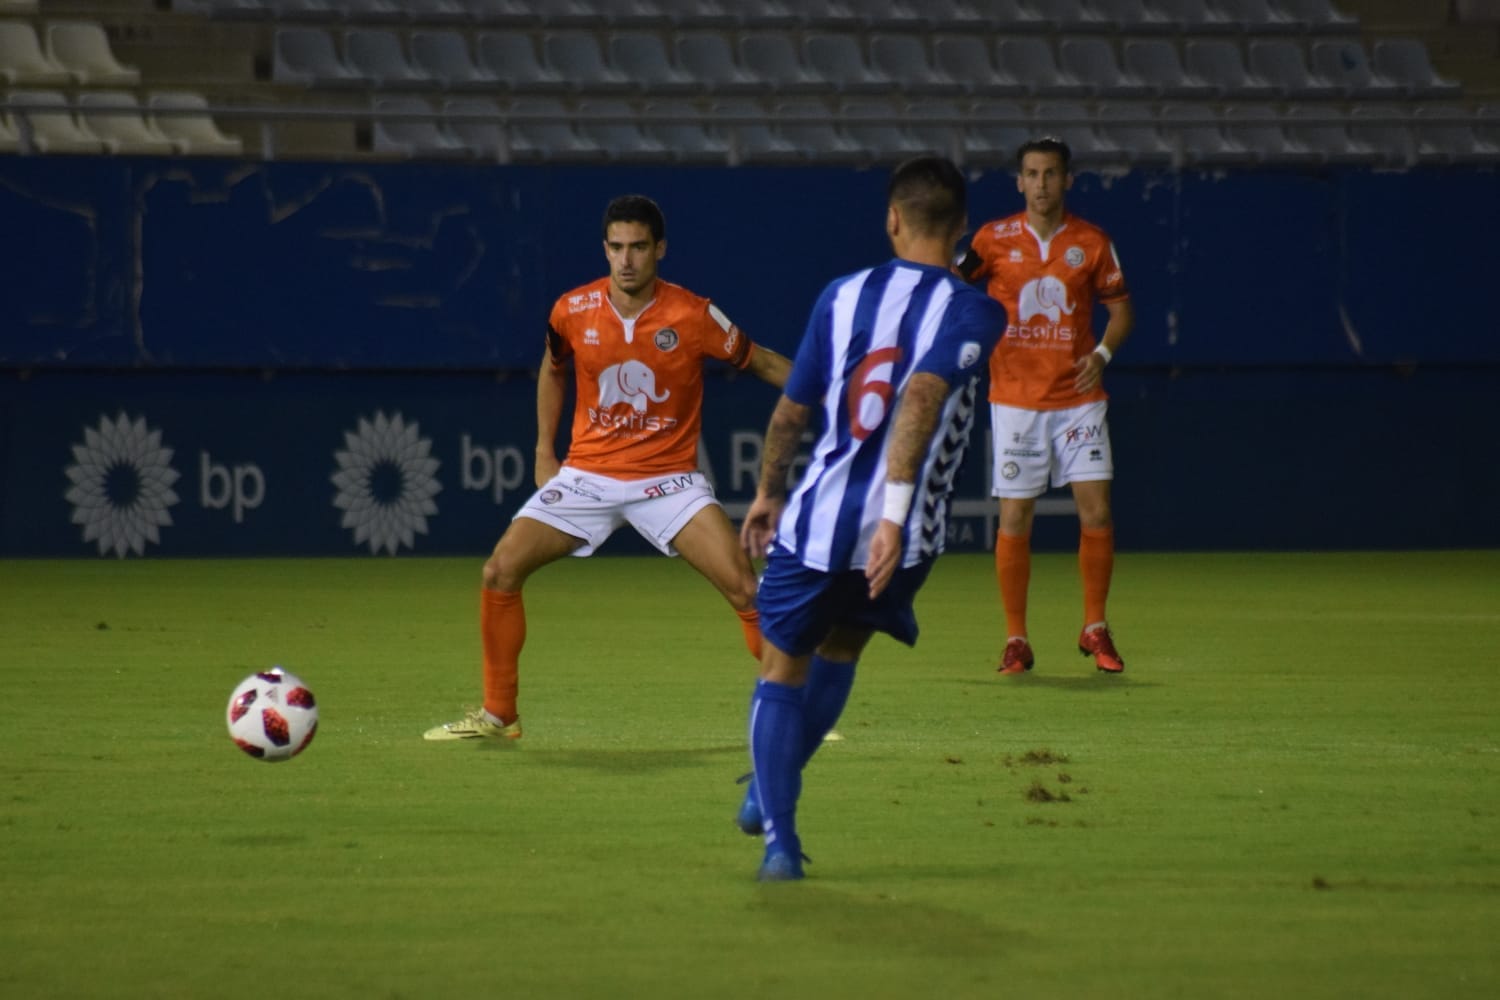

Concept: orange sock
[[995, 531, 1031, 638], [1079, 525, 1115, 627], [480, 588, 524, 725], [736, 608, 763, 660]]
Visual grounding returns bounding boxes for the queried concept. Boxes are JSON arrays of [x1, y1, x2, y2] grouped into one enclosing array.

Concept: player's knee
[[723, 571, 758, 612]]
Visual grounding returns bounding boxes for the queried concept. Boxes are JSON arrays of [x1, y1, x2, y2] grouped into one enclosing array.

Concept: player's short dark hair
[[1015, 136, 1072, 173], [602, 194, 665, 242], [887, 155, 967, 238]]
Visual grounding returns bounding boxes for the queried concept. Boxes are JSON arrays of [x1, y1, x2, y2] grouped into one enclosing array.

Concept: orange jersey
[[962, 212, 1129, 410], [546, 277, 753, 478]]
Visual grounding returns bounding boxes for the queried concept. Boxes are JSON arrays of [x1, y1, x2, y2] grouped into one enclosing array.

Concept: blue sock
[[748, 679, 804, 859], [800, 655, 856, 767]]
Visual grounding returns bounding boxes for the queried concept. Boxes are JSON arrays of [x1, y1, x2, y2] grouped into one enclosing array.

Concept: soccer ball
[[226, 667, 318, 762]]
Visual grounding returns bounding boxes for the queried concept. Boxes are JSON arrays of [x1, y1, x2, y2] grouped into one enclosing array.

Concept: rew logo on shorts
[[331, 410, 442, 555], [64, 412, 181, 558]]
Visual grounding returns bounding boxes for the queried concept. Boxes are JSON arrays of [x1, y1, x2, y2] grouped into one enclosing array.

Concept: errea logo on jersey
[[569, 290, 604, 314]]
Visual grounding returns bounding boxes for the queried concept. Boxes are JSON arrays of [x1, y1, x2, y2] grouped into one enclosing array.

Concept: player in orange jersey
[[424, 194, 792, 741], [956, 137, 1135, 675]]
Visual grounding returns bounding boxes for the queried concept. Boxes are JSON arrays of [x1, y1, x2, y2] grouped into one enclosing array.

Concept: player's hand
[[1072, 351, 1106, 396], [534, 449, 561, 487], [740, 495, 783, 560], [865, 520, 902, 599]]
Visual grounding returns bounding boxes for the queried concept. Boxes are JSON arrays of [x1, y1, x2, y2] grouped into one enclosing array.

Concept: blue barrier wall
[[1, 158, 1495, 556]]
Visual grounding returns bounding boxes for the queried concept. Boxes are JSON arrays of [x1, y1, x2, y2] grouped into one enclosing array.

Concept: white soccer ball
[[226, 667, 318, 762]]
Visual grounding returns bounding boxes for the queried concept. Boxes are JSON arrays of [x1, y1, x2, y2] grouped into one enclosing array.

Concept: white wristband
[[881, 482, 915, 524], [1093, 343, 1113, 365]]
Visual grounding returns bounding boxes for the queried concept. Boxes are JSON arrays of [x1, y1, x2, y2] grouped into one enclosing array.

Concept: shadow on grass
[[748, 880, 1017, 958], [523, 744, 745, 774], [952, 675, 1161, 692]]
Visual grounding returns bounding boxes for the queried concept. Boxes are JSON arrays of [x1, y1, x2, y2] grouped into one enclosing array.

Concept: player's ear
[[655, 238, 667, 261], [1064, 173, 1075, 192], [886, 204, 900, 239]]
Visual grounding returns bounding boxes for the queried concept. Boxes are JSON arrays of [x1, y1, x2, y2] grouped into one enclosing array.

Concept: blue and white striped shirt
[[776, 259, 1006, 572]]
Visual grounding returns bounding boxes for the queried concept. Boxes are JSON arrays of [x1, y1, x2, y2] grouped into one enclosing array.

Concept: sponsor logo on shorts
[[1001, 462, 1021, 480], [643, 474, 698, 499], [1003, 449, 1044, 459], [539, 489, 563, 505], [1065, 246, 1086, 267], [1065, 423, 1106, 445], [1089, 449, 1103, 461], [654, 327, 679, 352]]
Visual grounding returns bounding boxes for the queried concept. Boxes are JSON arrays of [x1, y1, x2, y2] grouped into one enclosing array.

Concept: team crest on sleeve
[[1065, 246, 1086, 267], [958, 341, 982, 369], [654, 327, 679, 351]]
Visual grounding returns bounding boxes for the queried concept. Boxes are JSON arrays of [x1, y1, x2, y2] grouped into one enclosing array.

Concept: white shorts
[[515, 466, 719, 557], [990, 401, 1113, 499]]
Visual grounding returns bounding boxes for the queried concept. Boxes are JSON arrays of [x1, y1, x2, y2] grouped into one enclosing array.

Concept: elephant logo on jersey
[[597, 360, 670, 413], [1017, 276, 1075, 324]]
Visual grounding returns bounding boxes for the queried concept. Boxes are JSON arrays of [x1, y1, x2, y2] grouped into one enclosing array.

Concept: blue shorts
[[756, 546, 936, 657]]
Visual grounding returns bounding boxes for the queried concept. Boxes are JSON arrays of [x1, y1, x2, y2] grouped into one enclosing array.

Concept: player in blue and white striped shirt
[[737, 156, 1007, 881]]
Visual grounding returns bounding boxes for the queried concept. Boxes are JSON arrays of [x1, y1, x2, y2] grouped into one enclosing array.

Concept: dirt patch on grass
[[1024, 781, 1072, 804], [1015, 749, 1070, 766]]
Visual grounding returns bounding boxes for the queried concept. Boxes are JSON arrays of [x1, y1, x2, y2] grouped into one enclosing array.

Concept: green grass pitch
[[2, 551, 1497, 999]]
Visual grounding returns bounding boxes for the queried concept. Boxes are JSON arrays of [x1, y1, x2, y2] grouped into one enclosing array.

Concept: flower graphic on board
[[63, 412, 181, 558], [331, 411, 442, 555]]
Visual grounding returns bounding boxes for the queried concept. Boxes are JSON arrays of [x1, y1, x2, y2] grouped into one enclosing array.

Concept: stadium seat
[[1347, 104, 1417, 166], [739, 33, 826, 92], [1184, 39, 1275, 98], [532, 0, 607, 28], [1122, 39, 1215, 98], [1282, 103, 1377, 163], [774, 97, 863, 162], [1094, 103, 1174, 166], [932, 35, 1026, 97], [340, 0, 407, 21], [1034, 101, 1124, 169], [6, 90, 105, 154], [509, 95, 608, 159], [609, 31, 698, 93], [995, 38, 1088, 97], [1247, 39, 1340, 98], [1158, 103, 1252, 166], [1221, 104, 1320, 164], [273, 27, 363, 86], [640, 97, 731, 162], [543, 32, 633, 92], [675, 32, 763, 93], [0, 0, 39, 13], [397, 0, 469, 21], [1145, 0, 1238, 32], [1087, 0, 1176, 32], [147, 92, 245, 156], [711, 97, 801, 162], [0, 105, 21, 153], [1412, 103, 1500, 163], [1022, 0, 1110, 30], [1274, 0, 1360, 32], [574, 97, 670, 160], [1309, 39, 1402, 98], [790, 0, 862, 29], [965, 0, 1051, 30], [593, 0, 674, 28], [840, 97, 926, 159], [412, 31, 501, 88], [965, 99, 1032, 162], [346, 29, 434, 88], [45, 22, 142, 86], [372, 95, 468, 157], [653, 0, 740, 29], [442, 96, 512, 160], [267, 0, 339, 19], [0, 22, 72, 86], [476, 33, 570, 91], [78, 91, 178, 155], [870, 35, 962, 96], [1214, 0, 1304, 32], [902, 98, 969, 160], [1057, 38, 1150, 98], [1372, 38, 1463, 98], [804, 33, 893, 94]]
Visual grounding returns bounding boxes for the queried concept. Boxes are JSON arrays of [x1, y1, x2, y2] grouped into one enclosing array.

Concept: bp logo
[[64, 412, 181, 558], [331, 411, 442, 555]]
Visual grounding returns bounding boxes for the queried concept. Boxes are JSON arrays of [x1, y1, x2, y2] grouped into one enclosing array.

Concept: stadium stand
[[1, 0, 1495, 168]]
